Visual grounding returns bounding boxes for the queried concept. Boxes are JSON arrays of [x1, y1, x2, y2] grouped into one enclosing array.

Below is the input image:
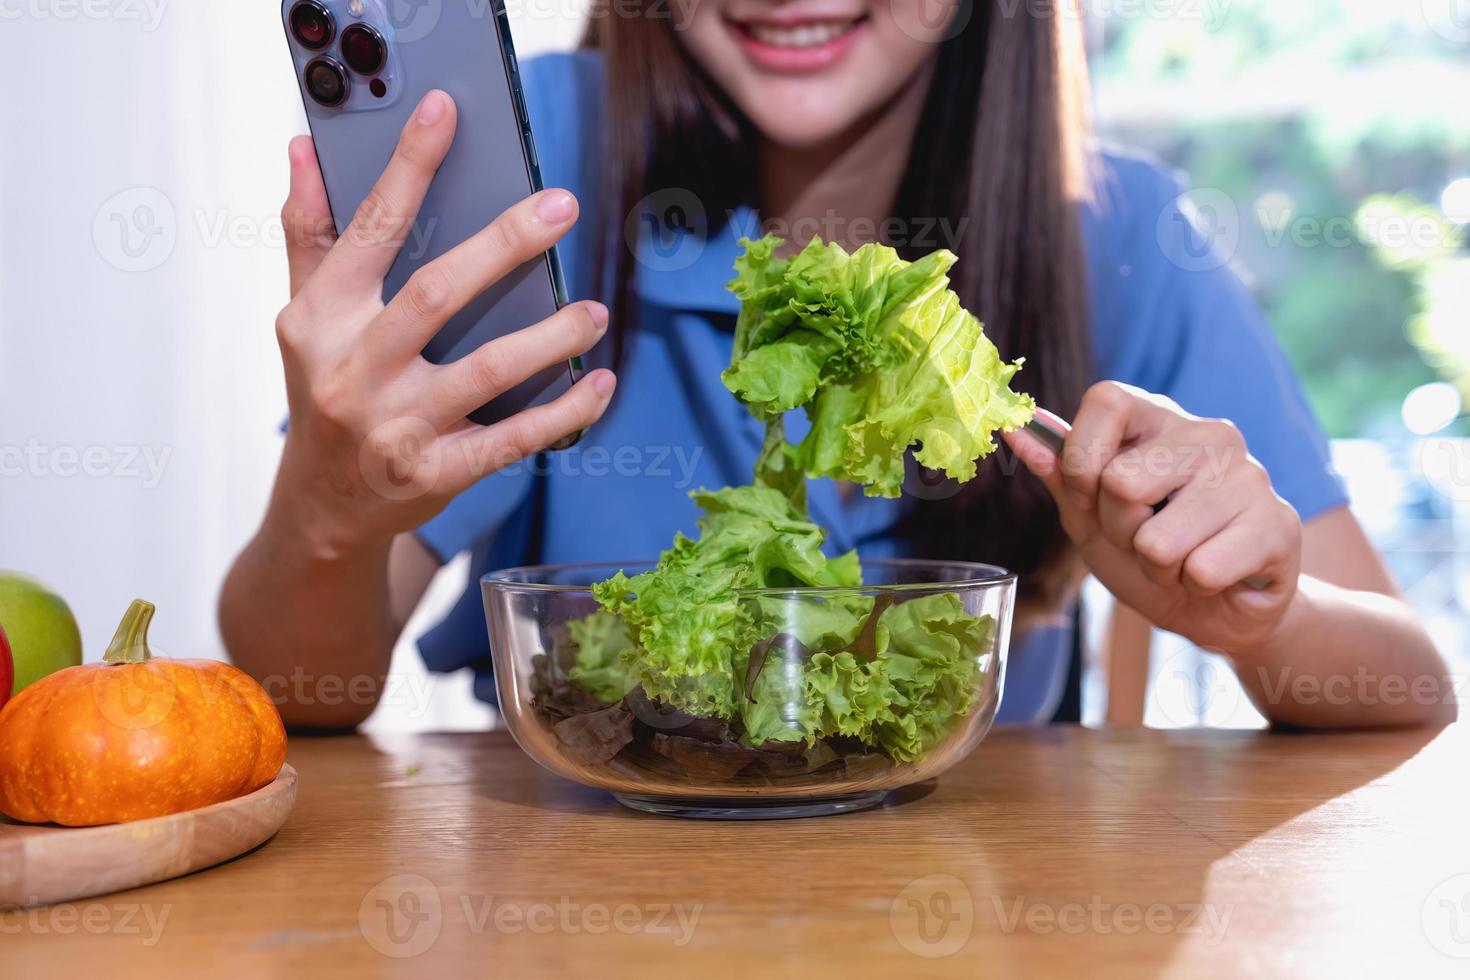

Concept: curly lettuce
[[560, 236, 1011, 765], [724, 235, 1035, 497], [564, 610, 637, 704], [591, 485, 860, 720]]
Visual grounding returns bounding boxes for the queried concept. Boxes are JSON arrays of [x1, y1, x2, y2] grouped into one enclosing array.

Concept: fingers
[[283, 136, 336, 297], [427, 300, 607, 423], [1180, 505, 1296, 598], [447, 370, 617, 480], [317, 90, 458, 293], [1130, 480, 1245, 588], [1097, 491, 1154, 555], [1061, 382, 1173, 512], [1003, 425, 1065, 499], [1002, 425, 1093, 544], [372, 189, 580, 356]]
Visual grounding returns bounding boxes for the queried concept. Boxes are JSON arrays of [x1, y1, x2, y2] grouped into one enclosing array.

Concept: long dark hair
[[583, 2, 1095, 610]]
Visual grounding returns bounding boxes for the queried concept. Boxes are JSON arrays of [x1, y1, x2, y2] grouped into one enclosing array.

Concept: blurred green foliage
[[1094, 1, 1470, 436]]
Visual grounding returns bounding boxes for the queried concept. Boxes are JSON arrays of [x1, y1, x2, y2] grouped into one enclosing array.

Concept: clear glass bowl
[[482, 559, 1014, 819]]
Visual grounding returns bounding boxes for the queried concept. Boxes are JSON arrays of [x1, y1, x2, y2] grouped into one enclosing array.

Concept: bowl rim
[[481, 557, 1018, 597]]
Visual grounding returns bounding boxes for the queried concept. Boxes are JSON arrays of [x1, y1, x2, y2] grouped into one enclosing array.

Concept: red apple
[[0, 623, 12, 711]]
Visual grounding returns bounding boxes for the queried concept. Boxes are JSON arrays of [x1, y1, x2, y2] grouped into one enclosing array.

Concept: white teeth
[[747, 19, 854, 48]]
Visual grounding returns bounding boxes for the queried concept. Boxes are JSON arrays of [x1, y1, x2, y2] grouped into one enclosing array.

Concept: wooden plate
[[0, 764, 297, 908]]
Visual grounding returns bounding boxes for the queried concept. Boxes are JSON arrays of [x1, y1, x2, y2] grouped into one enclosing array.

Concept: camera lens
[[304, 57, 349, 107], [289, 1, 334, 50], [340, 24, 387, 76]]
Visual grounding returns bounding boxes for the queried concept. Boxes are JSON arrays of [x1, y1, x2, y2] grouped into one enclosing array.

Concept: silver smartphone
[[281, 0, 582, 432]]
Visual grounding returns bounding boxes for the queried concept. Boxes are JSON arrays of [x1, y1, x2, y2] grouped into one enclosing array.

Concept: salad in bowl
[[484, 234, 1034, 817]]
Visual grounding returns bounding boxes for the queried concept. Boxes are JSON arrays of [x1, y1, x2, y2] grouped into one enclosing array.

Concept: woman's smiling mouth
[[727, 15, 869, 73]]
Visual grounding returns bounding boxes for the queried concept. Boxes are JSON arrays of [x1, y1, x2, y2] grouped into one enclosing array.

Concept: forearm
[[1229, 576, 1457, 729], [219, 503, 397, 729]]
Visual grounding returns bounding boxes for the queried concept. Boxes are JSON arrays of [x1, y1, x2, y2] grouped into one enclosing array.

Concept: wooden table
[[6, 724, 1470, 978]]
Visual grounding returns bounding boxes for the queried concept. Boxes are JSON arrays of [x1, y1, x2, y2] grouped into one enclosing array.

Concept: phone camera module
[[304, 57, 350, 107], [289, 1, 335, 50], [340, 24, 387, 76]]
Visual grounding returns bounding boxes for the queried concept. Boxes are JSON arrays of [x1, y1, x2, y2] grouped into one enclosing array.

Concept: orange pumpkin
[[0, 599, 286, 826]]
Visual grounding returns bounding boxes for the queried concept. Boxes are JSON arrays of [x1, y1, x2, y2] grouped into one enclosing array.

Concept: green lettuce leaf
[[564, 610, 637, 704], [869, 593, 990, 762], [591, 484, 860, 720], [724, 235, 1036, 497], [578, 235, 1010, 764]]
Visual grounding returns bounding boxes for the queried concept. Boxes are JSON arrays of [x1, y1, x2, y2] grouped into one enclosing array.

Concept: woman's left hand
[[1004, 381, 1303, 655]]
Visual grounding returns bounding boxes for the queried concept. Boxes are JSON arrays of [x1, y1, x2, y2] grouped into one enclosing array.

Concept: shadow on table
[[415, 724, 1445, 975], [951, 724, 1444, 977]]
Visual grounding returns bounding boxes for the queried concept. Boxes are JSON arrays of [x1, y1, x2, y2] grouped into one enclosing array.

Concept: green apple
[[0, 572, 82, 696]]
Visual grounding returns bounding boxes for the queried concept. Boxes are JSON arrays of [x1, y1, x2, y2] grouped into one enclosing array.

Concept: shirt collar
[[633, 205, 760, 316]]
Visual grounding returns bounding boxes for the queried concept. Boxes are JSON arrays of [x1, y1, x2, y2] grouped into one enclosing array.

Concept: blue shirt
[[412, 51, 1347, 724]]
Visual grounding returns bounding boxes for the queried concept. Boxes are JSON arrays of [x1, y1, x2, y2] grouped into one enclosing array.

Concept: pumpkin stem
[[103, 599, 156, 665]]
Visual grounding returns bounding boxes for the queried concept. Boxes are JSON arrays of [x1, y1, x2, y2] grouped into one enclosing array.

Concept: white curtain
[[0, 3, 586, 731]]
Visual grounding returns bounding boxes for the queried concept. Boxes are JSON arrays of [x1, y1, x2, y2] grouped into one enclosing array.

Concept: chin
[[741, 93, 867, 149]]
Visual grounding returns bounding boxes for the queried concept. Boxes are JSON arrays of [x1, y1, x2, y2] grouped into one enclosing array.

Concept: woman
[[221, 1, 1453, 728]]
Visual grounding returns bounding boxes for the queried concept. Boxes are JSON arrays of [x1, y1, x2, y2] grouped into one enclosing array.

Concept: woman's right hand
[[269, 90, 616, 560]]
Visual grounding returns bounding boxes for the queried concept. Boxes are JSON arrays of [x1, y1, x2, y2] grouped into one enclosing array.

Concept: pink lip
[[727, 17, 866, 74]]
